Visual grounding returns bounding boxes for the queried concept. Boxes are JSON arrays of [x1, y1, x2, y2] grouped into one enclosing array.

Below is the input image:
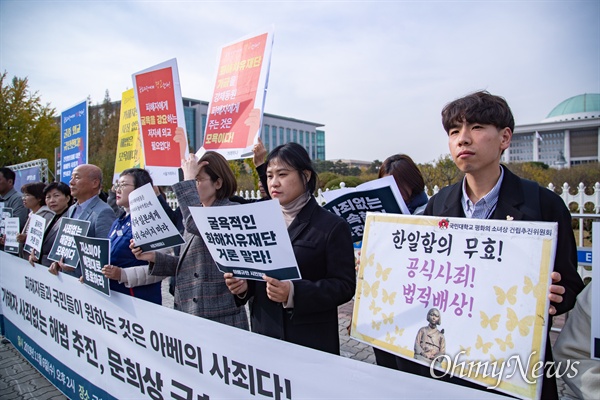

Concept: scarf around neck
[[281, 192, 310, 227]]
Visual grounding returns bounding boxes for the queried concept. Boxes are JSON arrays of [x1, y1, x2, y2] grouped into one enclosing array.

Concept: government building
[[182, 98, 326, 160], [502, 93, 600, 167]]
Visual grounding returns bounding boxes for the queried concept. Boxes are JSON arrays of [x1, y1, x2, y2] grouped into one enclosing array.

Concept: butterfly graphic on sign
[[382, 288, 396, 305], [493, 285, 517, 305], [506, 308, 535, 336], [480, 311, 501, 330], [475, 334, 493, 354]]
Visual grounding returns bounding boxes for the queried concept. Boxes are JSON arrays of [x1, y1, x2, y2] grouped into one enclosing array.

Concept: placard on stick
[[74, 235, 111, 296]]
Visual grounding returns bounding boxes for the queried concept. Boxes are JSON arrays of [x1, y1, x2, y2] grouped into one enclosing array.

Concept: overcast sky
[[1, 0, 598, 164]]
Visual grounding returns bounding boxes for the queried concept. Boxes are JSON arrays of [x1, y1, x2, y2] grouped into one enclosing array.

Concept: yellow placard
[[113, 88, 145, 182]]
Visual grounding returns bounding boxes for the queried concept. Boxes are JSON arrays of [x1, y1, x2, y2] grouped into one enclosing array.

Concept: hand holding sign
[[224, 272, 248, 296], [129, 239, 156, 263], [548, 271, 565, 315], [263, 274, 291, 303]]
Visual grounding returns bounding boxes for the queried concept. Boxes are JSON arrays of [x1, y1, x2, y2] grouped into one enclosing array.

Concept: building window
[[263, 124, 270, 150]]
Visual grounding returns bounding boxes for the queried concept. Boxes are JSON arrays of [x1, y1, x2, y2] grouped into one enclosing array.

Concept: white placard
[[189, 199, 301, 280], [352, 213, 557, 400], [23, 213, 46, 256], [129, 183, 184, 251], [4, 217, 20, 253]]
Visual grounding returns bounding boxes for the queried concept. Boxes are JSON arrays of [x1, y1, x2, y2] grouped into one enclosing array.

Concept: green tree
[[0, 72, 60, 167], [317, 171, 339, 189], [366, 159, 382, 174], [313, 159, 334, 173], [436, 154, 461, 187]]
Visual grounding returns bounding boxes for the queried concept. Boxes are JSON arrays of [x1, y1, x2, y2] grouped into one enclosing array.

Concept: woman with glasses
[[17, 182, 55, 259], [101, 168, 165, 305], [224, 142, 356, 354], [29, 182, 73, 267], [131, 153, 248, 329]]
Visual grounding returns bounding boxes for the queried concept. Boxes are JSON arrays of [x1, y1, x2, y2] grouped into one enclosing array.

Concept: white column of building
[[533, 132, 539, 161], [564, 130, 570, 166]]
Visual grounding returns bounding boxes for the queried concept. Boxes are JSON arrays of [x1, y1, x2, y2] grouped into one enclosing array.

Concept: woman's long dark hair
[[266, 142, 318, 194]]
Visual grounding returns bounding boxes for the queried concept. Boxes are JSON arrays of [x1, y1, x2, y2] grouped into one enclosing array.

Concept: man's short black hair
[[442, 91, 515, 134], [0, 167, 16, 183]]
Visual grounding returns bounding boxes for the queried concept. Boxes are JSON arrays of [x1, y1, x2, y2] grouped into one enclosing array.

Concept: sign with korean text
[[133, 58, 188, 185], [199, 27, 274, 160], [60, 100, 88, 183], [0, 251, 504, 400], [322, 176, 409, 242], [189, 200, 301, 281], [113, 88, 145, 183], [0, 207, 12, 237], [4, 217, 20, 254], [23, 214, 46, 256], [351, 214, 557, 400], [129, 183, 184, 251], [592, 222, 599, 360], [74, 235, 111, 296], [48, 218, 91, 268]]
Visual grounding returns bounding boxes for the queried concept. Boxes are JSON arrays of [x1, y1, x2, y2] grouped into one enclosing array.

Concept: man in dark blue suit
[[49, 164, 116, 277]]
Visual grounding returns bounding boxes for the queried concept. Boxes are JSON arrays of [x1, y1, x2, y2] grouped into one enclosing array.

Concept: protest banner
[[129, 183, 184, 251], [198, 27, 274, 160], [47, 218, 91, 268], [0, 207, 12, 237], [351, 213, 557, 400], [14, 164, 42, 193], [189, 200, 301, 280], [4, 217, 20, 254], [592, 221, 599, 360], [23, 213, 46, 256], [60, 100, 88, 183], [0, 251, 503, 399], [74, 235, 111, 296], [322, 176, 409, 242], [133, 58, 188, 185], [113, 88, 145, 183]]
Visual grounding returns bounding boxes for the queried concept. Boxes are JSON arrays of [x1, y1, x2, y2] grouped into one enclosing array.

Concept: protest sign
[[129, 183, 184, 251], [322, 176, 409, 241], [351, 213, 557, 400], [74, 235, 111, 296], [4, 217, 20, 254], [133, 58, 188, 185], [113, 88, 145, 183], [0, 251, 503, 400], [592, 221, 599, 360], [48, 218, 91, 268], [0, 207, 12, 237], [23, 214, 46, 256], [199, 27, 274, 160], [60, 100, 88, 183], [189, 199, 301, 280]]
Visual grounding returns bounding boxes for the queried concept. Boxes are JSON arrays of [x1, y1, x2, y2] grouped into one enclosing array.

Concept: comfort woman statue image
[[414, 308, 446, 365]]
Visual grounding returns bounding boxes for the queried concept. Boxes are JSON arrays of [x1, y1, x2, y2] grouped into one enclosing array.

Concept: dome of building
[[543, 93, 600, 122]]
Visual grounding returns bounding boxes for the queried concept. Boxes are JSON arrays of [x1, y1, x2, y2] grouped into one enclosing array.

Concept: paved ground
[[0, 280, 572, 399]]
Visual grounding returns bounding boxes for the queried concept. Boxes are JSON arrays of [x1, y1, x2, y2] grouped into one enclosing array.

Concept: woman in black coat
[[225, 142, 356, 355]]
